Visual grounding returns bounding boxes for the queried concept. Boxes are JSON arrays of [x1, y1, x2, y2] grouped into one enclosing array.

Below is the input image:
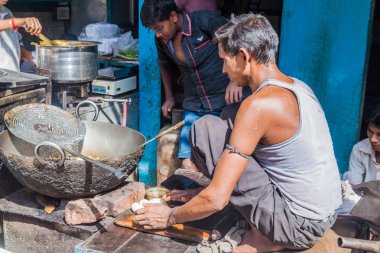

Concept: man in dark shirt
[[141, 0, 243, 171]]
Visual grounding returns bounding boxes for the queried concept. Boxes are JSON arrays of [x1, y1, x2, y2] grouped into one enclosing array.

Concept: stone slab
[[0, 188, 113, 253]]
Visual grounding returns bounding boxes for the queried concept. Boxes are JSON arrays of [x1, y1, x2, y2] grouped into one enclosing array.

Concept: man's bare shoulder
[[241, 85, 296, 116]]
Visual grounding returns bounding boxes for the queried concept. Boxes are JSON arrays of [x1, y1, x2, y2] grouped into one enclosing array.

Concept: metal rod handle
[[75, 100, 100, 121], [127, 120, 186, 155], [154, 120, 185, 139], [35, 141, 65, 167], [338, 237, 380, 252]]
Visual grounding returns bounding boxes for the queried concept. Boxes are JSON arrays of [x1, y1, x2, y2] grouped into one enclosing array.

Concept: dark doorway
[[360, 0, 380, 138]]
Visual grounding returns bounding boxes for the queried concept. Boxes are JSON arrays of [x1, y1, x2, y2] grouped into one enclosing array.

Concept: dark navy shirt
[[155, 11, 229, 112]]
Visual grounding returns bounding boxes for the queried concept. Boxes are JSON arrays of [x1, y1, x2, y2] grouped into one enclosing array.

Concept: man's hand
[[134, 203, 174, 229], [163, 188, 203, 203], [225, 81, 243, 104], [17, 17, 42, 35], [161, 97, 175, 118]]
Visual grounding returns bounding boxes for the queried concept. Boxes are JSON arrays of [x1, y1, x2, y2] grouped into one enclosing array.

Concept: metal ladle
[[35, 33, 53, 46], [22, 23, 54, 46]]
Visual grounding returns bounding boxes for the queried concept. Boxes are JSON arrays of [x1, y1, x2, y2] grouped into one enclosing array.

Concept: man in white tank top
[[134, 13, 342, 252]]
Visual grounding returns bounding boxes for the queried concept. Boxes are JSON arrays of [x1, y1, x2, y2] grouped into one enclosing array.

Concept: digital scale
[[92, 67, 137, 96]]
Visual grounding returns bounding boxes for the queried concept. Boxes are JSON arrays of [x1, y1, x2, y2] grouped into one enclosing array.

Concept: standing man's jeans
[[178, 108, 222, 159]]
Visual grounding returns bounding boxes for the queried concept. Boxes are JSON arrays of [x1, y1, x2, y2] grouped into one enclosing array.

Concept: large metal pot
[[0, 121, 145, 198], [36, 41, 100, 84]]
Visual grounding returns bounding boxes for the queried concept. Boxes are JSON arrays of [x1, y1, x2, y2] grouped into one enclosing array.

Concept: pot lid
[[0, 68, 49, 88]]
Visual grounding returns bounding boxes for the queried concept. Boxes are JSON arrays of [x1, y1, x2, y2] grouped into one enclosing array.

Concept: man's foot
[[181, 158, 199, 172], [232, 228, 284, 253]]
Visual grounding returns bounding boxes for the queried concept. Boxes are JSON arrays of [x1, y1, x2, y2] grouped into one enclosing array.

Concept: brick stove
[[0, 182, 145, 253]]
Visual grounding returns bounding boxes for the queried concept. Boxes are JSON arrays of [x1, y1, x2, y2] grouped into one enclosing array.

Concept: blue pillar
[[279, 0, 373, 173], [138, 0, 161, 186]]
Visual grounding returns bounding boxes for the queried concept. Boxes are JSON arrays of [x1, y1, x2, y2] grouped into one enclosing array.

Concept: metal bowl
[[145, 187, 169, 205]]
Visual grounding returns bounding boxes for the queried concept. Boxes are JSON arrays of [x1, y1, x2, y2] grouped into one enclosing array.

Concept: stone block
[[105, 181, 145, 217], [65, 198, 108, 225], [65, 182, 145, 225]]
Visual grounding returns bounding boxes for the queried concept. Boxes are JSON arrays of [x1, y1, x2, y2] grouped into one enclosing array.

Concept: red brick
[[64, 182, 146, 225], [64, 198, 108, 225]]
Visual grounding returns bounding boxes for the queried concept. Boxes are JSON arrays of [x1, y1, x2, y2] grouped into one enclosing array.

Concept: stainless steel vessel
[[36, 41, 100, 84]]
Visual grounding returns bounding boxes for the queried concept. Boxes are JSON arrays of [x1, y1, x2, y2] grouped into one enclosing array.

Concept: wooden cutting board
[[114, 212, 210, 243]]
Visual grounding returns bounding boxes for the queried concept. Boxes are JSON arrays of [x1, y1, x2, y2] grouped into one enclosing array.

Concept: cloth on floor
[[196, 222, 248, 253], [338, 180, 361, 215]]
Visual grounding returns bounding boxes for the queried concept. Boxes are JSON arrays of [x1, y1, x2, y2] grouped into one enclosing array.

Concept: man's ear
[[170, 11, 178, 23], [239, 48, 251, 64]]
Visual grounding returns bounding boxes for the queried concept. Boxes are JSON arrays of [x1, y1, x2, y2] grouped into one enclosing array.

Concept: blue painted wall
[[138, 0, 161, 186], [279, 0, 373, 173]]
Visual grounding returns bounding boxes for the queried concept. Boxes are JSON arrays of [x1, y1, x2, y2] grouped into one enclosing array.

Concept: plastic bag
[[114, 32, 139, 60], [84, 22, 120, 39], [78, 22, 121, 55]]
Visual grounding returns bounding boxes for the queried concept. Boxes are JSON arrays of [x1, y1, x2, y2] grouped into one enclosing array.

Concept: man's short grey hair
[[214, 13, 279, 64]]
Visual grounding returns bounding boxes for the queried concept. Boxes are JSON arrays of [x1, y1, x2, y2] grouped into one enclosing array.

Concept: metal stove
[[0, 68, 51, 128], [0, 68, 51, 232]]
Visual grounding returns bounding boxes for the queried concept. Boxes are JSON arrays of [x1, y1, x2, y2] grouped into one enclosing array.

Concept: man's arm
[[155, 38, 176, 118], [160, 63, 175, 118], [346, 147, 365, 185], [172, 98, 268, 221], [225, 81, 243, 104], [0, 18, 41, 34], [135, 96, 270, 228], [197, 12, 242, 104]]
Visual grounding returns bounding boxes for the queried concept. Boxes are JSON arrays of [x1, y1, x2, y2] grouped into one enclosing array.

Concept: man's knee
[[190, 114, 227, 140]]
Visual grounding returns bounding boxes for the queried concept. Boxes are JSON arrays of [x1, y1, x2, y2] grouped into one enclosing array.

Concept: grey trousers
[[189, 104, 337, 249]]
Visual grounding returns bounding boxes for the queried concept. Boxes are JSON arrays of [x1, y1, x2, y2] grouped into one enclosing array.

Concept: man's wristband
[[11, 18, 18, 31], [168, 207, 178, 226]]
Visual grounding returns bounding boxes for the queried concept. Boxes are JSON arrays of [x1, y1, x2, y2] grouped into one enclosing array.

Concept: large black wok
[[0, 121, 145, 198]]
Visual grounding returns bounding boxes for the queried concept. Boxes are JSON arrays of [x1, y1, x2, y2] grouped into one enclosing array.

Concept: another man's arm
[[155, 38, 176, 118], [346, 147, 365, 185], [160, 64, 175, 118], [198, 12, 243, 104], [0, 17, 41, 34]]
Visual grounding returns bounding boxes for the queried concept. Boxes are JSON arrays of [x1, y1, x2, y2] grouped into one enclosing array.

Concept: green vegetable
[[118, 50, 139, 60]]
